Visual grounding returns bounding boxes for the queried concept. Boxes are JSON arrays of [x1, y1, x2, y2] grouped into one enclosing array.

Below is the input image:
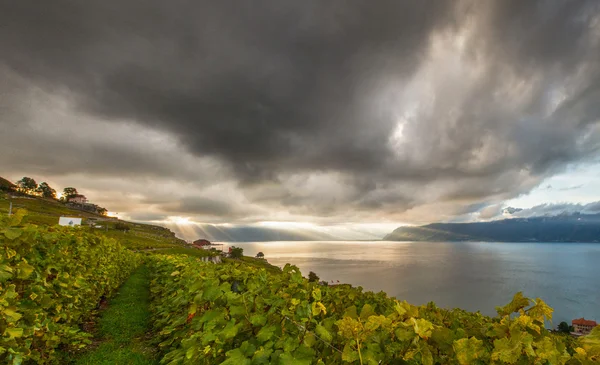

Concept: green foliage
[[63, 187, 79, 200], [0, 209, 141, 364], [256, 251, 264, 259], [36, 182, 57, 199], [15, 177, 38, 195], [115, 222, 131, 232], [559, 321, 571, 333], [226, 256, 282, 274], [308, 271, 320, 283], [152, 247, 216, 258], [146, 256, 600, 364], [572, 326, 600, 363], [229, 246, 243, 259]]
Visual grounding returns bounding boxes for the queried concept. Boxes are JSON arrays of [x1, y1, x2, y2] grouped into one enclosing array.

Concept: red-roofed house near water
[[572, 318, 597, 335]]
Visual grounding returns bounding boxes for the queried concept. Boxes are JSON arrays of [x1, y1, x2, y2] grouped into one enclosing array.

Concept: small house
[[68, 194, 88, 204], [572, 318, 597, 335]]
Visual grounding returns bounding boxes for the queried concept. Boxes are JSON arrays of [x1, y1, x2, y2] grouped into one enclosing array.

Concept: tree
[[97, 207, 108, 216], [558, 322, 571, 333], [114, 222, 131, 232], [36, 182, 57, 199], [229, 246, 244, 259], [16, 177, 37, 195], [308, 271, 320, 283], [256, 251, 264, 259], [62, 187, 79, 199]]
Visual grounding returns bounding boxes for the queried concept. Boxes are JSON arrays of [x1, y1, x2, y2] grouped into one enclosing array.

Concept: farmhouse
[[572, 318, 597, 335], [68, 194, 88, 204]]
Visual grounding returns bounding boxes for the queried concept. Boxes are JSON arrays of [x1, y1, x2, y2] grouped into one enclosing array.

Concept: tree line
[[9, 176, 108, 216]]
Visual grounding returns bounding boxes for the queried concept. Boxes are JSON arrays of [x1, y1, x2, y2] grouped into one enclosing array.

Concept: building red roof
[[192, 239, 211, 246], [572, 318, 597, 326]]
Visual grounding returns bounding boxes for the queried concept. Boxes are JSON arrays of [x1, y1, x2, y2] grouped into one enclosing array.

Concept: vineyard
[[2, 208, 600, 364], [0, 210, 141, 364], [147, 254, 600, 364]]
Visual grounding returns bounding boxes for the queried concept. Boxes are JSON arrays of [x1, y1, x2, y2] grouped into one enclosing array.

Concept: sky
[[1, 1, 600, 240]]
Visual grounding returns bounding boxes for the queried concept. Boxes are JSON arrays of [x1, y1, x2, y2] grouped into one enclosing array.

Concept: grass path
[[74, 265, 158, 365]]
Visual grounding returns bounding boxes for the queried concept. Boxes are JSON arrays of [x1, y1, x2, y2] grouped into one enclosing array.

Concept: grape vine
[[0, 209, 141, 364], [148, 254, 600, 364]]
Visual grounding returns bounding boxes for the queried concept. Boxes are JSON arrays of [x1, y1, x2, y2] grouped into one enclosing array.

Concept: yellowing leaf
[[303, 332, 316, 347], [359, 303, 375, 321], [315, 325, 332, 343], [0, 264, 13, 281], [454, 337, 487, 365], [336, 317, 359, 338], [411, 318, 434, 339], [5, 327, 24, 338], [3, 307, 22, 322], [533, 337, 570, 364], [516, 314, 541, 333], [2, 228, 22, 240], [16, 261, 35, 279], [311, 287, 321, 301], [527, 298, 553, 323], [496, 292, 530, 317], [8, 209, 26, 227], [342, 343, 359, 363], [365, 315, 391, 332], [311, 301, 327, 316]]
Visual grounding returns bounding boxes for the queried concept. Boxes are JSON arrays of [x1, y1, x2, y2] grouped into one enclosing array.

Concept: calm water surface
[[219, 241, 600, 323]]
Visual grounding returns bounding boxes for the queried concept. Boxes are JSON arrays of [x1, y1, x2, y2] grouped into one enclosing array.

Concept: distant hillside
[[0, 176, 15, 190], [0, 192, 186, 248], [384, 213, 600, 242]]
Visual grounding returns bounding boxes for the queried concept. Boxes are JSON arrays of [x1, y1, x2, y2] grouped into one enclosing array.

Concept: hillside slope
[[0, 176, 15, 190], [0, 192, 186, 249], [384, 213, 600, 242]]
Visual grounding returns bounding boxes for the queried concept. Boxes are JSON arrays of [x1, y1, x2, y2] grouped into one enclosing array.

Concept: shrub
[[229, 246, 243, 259], [115, 222, 131, 232]]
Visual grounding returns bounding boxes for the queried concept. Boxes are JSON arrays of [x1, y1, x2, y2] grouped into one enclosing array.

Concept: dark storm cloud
[[127, 212, 169, 222], [1, 0, 600, 223], [0, 0, 455, 182], [162, 196, 240, 217]]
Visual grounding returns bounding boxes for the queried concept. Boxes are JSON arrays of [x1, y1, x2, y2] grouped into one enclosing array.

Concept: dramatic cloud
[[503, 201, 600, 219], [2, 0, 600, 237]]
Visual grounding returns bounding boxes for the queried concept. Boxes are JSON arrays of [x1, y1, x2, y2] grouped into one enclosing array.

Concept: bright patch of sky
[[506, 162, 600, 208]]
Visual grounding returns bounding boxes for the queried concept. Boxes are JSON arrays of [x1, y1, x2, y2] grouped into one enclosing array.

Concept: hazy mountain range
[[384, 213, 600, 242], [164, 223, 341, 242], [166, 212, 600, 243]]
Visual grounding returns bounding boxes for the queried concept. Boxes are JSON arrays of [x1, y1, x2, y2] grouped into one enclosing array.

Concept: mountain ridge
[[384, 213, 600, 242]]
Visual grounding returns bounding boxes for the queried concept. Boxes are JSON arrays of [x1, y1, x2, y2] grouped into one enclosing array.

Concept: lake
[[219, 241, 600, 324]]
